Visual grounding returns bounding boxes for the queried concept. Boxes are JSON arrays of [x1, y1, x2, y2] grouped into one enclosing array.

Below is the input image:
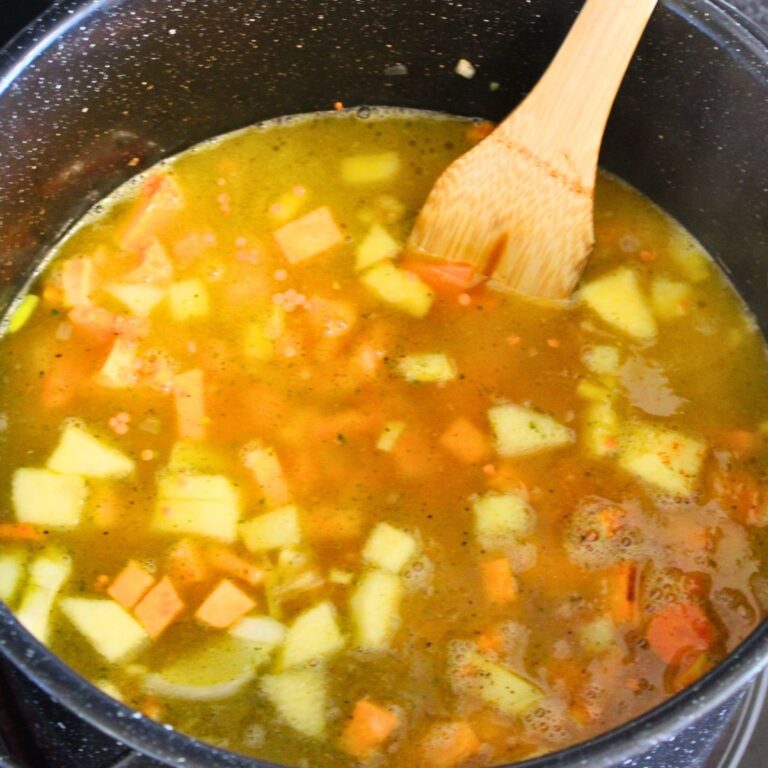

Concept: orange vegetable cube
[[133, 576, 185, 639], [204, 544, 265, 588], [119, 173, 184, 252], [107, 560, 156, 609], [195, 578, 256, 629], [419, 721, 480, 768], [338, 698, 399, 760], [274, 206, 343, 264], [481, 558, 517, 604], [439, 417, 491, 464]]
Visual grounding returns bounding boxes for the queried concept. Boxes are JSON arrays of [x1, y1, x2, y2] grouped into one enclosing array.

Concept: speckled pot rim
[[0, 1, 767, 767]]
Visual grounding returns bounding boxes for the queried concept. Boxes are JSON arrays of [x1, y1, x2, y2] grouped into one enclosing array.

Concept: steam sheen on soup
[[2, 110, 768, 768]]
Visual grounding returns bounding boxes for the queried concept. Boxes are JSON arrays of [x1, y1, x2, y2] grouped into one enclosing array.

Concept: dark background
[[1, 0, 767, 57]]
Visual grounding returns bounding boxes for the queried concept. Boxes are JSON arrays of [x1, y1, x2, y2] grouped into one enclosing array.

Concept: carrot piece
[[420, 721, 481, 768], [476, 626, 504, 654], [173, 369, 206, 441], [609, 562, 639, 625], [339, 699, 399, 761], [465, 121, 494, 144], [439, 417, 491, 464], [398, 260, 477, 294], [719, 429, 762, 456], [646, 603, 716, 664], [306, 507, 364, 543], [165, 539, 211, 586], [273, 206, 344, 264], [61, 258, 95, 308], [203, 544, 265, 588], [195, 578, 256, 629], [133, 576, 185, 639], [0, 523, 44, 541], [67, 305, 115, 342], [711, 467, 761, 525], [123, 238, 174, 285], [119, 173, 184, 252], [107, 560, 156, 609], [481, 558, 517, 605]]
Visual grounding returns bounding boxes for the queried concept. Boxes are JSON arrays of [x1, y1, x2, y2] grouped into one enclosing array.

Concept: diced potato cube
[[582, 345, 620, 375], [47, 422, 135, 479], [328, 568, 354, 586], [60, 597, 149, 663], [281, 600, 345, 669], [398, 353, 457, 383], [582, 400, 619, 458], [153, 473, 240, 542], [240, 505, 302, 552], [15, 546, 71, 643], [268, 187, 309, 224], [376, 420, 406, 453], [341, 152, 400, 185], [241, 443, 291, 508], [230, 615, 286, 647], [467, 652, 543, 716], [579, 616, 615, 654], [350, 570, 402, 651], [473, 492, 533, 549], [619, 422, 706, 496], [168, 440, 225, 474], [243, 306, 285, 362], [97, 338, 138, 388], [668, 228, 710, 283], [13, 468, 87, 529], [651, 277, 692, 321], [0, 547, 28, 605], [168, 279, 209, 321], [261, 667, 328, 739], [106, 283, 166, 318], [360, 261, 434, 318], [575, 379, 611, 402], [580, 268, 657, 340], [488, 403, 574, 457], [274, 206, 343, 264], [362, 523, 418, 574], [355, 224, 401, 271]]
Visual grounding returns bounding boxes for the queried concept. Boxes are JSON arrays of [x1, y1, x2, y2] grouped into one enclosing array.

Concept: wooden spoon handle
[[496, 0, 658, 189]]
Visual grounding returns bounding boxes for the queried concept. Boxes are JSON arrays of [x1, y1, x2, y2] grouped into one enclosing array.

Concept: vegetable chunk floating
[[1, 110, 767, 768], [153, 473, 240, 542], [489, 403, 575, 457], [274, 206, 344, 264]]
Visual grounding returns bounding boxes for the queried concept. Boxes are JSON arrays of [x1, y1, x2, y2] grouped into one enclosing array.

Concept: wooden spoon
[[407, 0, 658, 300]]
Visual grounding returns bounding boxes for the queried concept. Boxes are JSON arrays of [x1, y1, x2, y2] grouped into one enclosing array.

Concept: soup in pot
[[1, 110, 768, 767]]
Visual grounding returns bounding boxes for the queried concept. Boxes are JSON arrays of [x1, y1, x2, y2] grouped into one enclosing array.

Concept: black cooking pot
[[0, 1, 767, 767]]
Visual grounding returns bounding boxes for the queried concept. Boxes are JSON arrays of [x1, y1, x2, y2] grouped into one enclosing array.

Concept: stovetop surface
[[1, 1, 768, 766]]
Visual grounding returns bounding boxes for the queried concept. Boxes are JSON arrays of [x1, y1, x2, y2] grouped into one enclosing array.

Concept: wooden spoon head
[[407, 133, 594, 300]]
